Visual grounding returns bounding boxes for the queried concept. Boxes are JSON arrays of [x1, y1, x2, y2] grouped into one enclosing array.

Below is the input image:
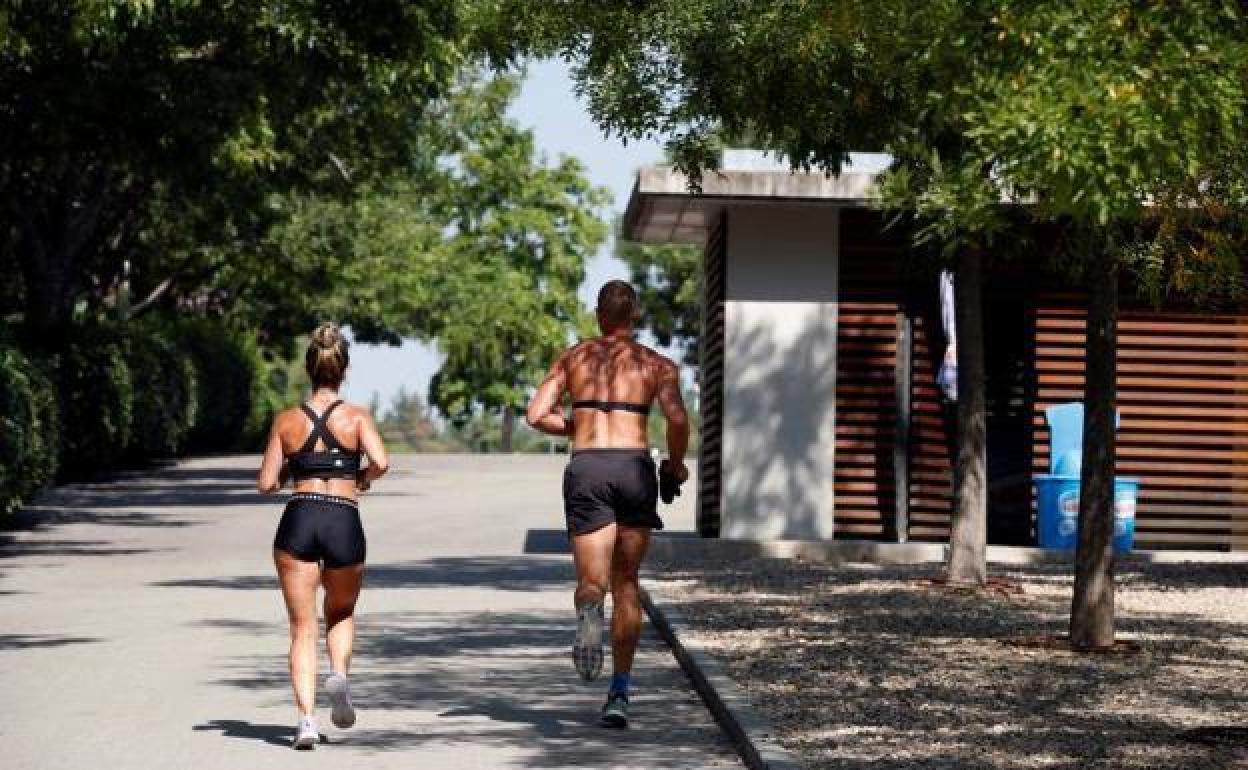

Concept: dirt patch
[[645, 555, 1248, 769]]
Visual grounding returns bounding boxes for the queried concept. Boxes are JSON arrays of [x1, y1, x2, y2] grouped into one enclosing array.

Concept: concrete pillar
[[720, 206, 839, 540]]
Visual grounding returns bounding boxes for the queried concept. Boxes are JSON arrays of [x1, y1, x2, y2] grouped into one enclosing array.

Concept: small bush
[[176, 320, 260, 453], [0, 347, 61, 512], [53, 328, 134, 476], [126, 328, 198, 460]]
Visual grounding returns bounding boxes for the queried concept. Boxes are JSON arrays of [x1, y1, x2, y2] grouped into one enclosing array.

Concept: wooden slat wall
[[834, 210, 901, 538], [1032, 299, 1248, 550], [697, 213, 727, 537], [908, 311, 955, 540]]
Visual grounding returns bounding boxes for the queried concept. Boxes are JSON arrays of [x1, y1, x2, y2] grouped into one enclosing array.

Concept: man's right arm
[[655, 357, 690, 480], [526, 352, 574, 437]]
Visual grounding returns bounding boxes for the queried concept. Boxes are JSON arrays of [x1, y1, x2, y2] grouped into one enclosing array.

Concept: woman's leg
[[322, 564, 364, 675], [275, 549, 322, 715]]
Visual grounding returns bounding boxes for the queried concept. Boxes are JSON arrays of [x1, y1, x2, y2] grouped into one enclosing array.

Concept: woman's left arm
[[356, 410, 390, 491]]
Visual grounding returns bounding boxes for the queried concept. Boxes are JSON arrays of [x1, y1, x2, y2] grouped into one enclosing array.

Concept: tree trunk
[[500, 404, 516, 453], [1070, 247, 1118, 650], [946, 248, 988, 585]]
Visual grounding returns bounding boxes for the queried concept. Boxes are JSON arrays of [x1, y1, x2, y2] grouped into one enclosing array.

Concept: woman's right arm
[[257, 416, 286, 494], [356, 410, 390, 491]]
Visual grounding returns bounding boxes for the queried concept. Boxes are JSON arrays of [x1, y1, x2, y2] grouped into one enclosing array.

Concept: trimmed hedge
[[126, 329, 198, 460], [0, 347, 60, 512], [53, 328, 135, 476], [1, 318, 292, 511], [174, 319, 293, 453]]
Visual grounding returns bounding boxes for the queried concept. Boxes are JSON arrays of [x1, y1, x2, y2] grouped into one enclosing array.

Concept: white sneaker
[[325, 672, 356, 729], [293, 715, 319, 750]]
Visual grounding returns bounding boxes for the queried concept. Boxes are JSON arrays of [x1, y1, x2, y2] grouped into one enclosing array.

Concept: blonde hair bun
[[305, 322, 349, 388], [312, 322, 342, 349]]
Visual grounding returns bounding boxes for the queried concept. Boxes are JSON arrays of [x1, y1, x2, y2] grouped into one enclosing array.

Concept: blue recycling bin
[[1035, 475, 1138, 552]]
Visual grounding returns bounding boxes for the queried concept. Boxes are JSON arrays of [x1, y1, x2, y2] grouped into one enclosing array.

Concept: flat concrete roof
[[622, 162, 882, 244]]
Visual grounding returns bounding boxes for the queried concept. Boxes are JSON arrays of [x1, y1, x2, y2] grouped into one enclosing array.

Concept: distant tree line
[[370, 385, 701, 455]]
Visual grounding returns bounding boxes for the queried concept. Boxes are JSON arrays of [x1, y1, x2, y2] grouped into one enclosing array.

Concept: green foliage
[[0, 347, 60, 513], [426, 76, 611, 422], [257, 181, 447, 345], [442, 408, 557, 454], [125, 327, 197, 460], [0, 0, 529, 335], [377, 387, 446, 452], [53, 328, 134, 476], [531, 1, 1248, 295], [175, 320, 260, 454], [617, 234, 702, 367]]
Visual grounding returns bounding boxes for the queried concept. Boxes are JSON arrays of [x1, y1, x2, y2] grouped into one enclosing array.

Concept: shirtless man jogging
[[526, 280, 690, 728]]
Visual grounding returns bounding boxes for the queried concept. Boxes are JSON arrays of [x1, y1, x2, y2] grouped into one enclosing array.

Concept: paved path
[[0, 455, 740, 770]]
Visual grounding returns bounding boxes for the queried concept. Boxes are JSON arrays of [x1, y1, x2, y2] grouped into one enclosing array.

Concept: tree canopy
[[0, 0, 524, 340], [426, 77, 610, 444], [616, 234, 701, 368]]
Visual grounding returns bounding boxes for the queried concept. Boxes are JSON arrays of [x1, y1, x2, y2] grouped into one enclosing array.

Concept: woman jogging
[[256, 323, 390, 749]]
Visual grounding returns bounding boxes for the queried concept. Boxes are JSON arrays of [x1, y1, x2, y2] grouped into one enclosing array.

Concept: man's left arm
[[526, 352, 573, 437]]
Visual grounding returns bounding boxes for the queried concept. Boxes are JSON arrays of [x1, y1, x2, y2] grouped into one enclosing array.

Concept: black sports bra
[[286, 400, 362, 482], [572, 400, 651, 415]]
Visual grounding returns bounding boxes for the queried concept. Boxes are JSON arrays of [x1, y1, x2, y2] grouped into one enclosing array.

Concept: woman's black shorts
[[563, 449, 664, 536], [273, 493, 366, 568]]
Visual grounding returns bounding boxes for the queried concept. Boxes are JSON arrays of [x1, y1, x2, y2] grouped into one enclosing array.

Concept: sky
[[342, 59, 666, 410]]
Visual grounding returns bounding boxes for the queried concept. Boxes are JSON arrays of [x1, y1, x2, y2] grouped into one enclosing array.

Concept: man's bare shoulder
[[641, 345, 679, 377]]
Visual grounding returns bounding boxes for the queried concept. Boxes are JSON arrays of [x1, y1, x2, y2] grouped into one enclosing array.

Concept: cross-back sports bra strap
[[296, 400, 347, 453], [572, 399, 651, 415]]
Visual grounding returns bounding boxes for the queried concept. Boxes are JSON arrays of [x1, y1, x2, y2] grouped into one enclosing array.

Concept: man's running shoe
[[325, 672, 356, 728], [599, 692, 629, 729], [293, 715, 319, 750], [572, 600, 605, 681]]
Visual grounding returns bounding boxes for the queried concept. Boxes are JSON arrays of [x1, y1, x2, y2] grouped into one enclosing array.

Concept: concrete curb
[[641, 580, 804, 770]]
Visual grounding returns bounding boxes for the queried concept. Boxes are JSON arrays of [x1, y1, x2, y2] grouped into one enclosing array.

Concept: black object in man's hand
[[659, 459, 682, 505]]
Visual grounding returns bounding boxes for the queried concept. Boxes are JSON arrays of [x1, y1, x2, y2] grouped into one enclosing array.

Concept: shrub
[[177, 319, 262, 453], [126, 328, 198, 460], [0, 347, 61, 512], [53, 328, 134, 476]]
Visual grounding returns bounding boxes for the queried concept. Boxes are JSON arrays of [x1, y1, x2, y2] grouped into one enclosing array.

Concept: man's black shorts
[[563, 449, 665, 536]]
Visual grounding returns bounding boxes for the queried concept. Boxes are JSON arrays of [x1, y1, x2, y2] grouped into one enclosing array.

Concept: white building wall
[[720, 206, 839, 540]]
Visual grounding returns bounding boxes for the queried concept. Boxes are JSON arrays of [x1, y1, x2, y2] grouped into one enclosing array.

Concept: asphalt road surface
[[0, 454, 740, 770]]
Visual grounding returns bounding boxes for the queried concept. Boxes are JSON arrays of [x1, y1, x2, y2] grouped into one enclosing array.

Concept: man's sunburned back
[[565, 336, 668, 450]]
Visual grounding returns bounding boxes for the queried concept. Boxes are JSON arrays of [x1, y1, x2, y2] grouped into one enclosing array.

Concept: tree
[[616, 233, 702, 368], [426, 77, 610, 451], [521, 1, 1248, 644], [0, 1, 525, 344], [377, 387, 443, 451]]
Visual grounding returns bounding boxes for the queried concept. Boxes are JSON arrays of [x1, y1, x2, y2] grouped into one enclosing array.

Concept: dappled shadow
[[720, 301, 839, 540], [204, 605, 736, 766], [153, 466, 257, 483], [5, 506, 196, 529], [0, 538, 165, 560], [155, 556, 574, 593], [191, 719, 294, 748], [0, 462, 263, 566], [523, 528, 571, 555], [33, 486, 273, 510], [0, 634, 102, 650], [646, 556, 1248, 769]]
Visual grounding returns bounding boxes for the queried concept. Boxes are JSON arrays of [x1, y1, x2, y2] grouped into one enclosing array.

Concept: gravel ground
[[644, 554, 1248, 770]]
